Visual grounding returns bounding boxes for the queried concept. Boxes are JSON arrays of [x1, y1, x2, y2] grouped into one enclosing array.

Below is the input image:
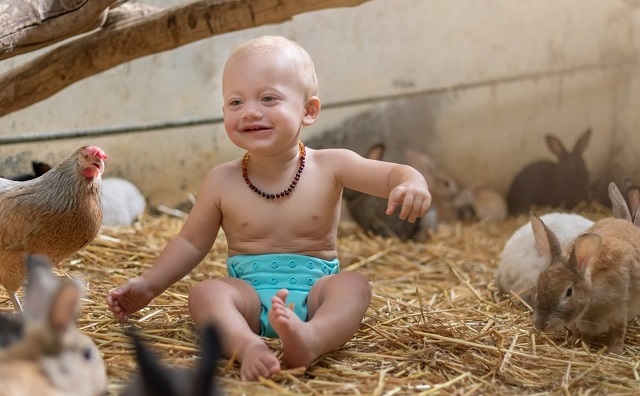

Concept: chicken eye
[[83, 347, 93, 361]]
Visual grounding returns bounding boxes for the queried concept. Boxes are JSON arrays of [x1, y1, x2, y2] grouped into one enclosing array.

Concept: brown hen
[[0, 146, 107, 311]]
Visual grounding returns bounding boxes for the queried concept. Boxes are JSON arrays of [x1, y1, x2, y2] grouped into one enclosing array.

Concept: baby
[[107, 35, 431, 380]]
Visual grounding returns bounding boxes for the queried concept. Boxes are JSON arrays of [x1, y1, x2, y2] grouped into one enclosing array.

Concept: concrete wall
[[0, 0, 638, 207]]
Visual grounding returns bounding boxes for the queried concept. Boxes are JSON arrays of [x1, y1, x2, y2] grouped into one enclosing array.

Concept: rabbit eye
[[565, 287, 573, 298], [83, 347, 93, 361]]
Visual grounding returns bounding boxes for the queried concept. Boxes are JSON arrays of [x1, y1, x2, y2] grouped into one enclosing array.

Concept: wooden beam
[[0, 0, 370, 117], [0, 0, 119, 60]]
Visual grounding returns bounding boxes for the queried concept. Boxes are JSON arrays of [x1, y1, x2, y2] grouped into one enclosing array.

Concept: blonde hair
[[228, 36, 319, 98]]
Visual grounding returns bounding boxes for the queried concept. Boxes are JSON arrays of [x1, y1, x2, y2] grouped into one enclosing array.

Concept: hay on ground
[[2, 204, 640, 395]]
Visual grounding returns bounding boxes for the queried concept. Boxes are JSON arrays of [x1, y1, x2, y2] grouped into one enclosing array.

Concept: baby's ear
[[302, 96, 321, 126]]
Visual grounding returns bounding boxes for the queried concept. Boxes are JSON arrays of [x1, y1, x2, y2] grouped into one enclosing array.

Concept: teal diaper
[[227, 253, 340, 338]]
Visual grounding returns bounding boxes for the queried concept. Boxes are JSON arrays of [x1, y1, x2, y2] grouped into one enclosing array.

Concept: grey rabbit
[[343, 143, 432, 241], [121, 324, 223, 396], [507, 128, 591, 215]]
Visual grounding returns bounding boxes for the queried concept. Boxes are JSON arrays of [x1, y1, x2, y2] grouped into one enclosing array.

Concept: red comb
[[85, 146, 108, 160]]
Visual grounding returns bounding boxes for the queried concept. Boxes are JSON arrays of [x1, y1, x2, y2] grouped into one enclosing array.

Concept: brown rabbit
[[0, 254, 107, 396], [507, 129, 591, 215], [530, 183, 640, 354]]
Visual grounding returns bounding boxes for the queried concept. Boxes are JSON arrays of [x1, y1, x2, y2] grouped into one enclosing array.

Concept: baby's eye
[[228, 99, 242, 107], [261, 95, 277, 103]]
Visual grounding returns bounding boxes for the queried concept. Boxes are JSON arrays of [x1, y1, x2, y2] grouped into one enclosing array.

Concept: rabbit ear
[[366, 144, 385, 160], [48, 280, 81, 334], [608, 182, 632, 221], [406, 149, 437, 176], [126, 327, 177, 396], [193, 325, 222, 396], [572, 128, 592, 154], [529, 212, 563, 261], [569, 233, 601, 277], [626, 186, 640, 225], [545, 135, 569, 158], [23, 254, 64, 324]]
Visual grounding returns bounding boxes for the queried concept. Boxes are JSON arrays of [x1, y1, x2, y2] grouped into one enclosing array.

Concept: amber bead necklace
[[241, 141, 306, 199]]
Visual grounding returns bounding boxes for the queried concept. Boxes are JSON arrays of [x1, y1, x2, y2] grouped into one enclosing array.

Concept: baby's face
[[222, 51, 310, 153]]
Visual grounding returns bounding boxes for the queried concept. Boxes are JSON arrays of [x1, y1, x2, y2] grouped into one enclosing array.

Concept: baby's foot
[[268, 289, 322, 369], [239, 341, 281, 380]]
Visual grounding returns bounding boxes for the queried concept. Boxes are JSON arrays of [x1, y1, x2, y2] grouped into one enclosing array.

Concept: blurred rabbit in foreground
[[121, 324, 223, 396], [0, 254, 107, 396], [507, 129, 591, 215]]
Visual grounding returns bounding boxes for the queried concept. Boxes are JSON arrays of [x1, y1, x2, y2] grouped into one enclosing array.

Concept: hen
[[0, 146, 107, 311]]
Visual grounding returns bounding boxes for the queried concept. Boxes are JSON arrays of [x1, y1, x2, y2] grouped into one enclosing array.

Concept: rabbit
[[507, 128, 592, 215], [120, 324, 223, 396], [405, 148, 460, 223], [343, 143, 444, 241], [102, 177, 147, 226], [343, 144, 419, 240], [453, 184, 508, 222], [530, 183, 640, 354], [495, 212, 594, 305], [0, 253, 107, 395]]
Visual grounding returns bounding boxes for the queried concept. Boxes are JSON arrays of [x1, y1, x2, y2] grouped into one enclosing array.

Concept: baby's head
[[223, 36, 319, 100]]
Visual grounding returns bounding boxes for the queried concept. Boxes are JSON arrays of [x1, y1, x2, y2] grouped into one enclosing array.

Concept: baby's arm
[[326, 148, 431, 222], [107, 169, 223, 320]]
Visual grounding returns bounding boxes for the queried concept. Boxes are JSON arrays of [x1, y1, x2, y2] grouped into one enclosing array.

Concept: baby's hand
[[385, 182, 431, 223], [106, 277, 155, 321]]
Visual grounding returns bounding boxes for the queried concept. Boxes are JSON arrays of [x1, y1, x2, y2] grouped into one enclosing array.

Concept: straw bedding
[[2, 204, 640, 395]]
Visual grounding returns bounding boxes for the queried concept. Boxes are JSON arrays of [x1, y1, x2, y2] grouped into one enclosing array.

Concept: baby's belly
[[227, 237, 338, 261]]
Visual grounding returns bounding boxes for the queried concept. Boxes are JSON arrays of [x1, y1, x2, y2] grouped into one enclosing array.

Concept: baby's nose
[[242, 102, 262, 119]]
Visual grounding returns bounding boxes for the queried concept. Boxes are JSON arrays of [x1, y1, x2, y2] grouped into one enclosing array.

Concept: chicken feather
[[0, 146, 107, 311]]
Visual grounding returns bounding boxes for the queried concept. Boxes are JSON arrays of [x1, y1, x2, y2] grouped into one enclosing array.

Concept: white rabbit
[[495, 212, 594, 304], [102, 177, 146, 226], [0, 254, 107, 396]]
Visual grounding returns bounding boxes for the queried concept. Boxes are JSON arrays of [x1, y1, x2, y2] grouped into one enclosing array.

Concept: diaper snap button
[[271, 277, 278, 285], [307, 261, 314, 269], [253, 279, 260, 286], [252, 262, 259, 270], [307, 278, 314, 286], [289, 277, 297, 284], [238, 266, 244, 274], [271, 261, 279, 269], [288, 260, 296, 268]]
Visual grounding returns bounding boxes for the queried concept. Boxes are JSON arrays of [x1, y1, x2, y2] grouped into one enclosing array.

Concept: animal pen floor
[[2, 206, 640, 395]]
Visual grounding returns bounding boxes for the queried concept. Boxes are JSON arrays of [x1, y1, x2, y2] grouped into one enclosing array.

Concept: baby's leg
[[189, 278, 280, 380], [268, 271, 371, 369]]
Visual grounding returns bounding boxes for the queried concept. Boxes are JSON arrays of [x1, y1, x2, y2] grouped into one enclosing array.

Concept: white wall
[[0, 0, 638, 207]]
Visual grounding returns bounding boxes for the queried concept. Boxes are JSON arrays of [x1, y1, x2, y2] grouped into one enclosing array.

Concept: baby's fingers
[[385, 186, 406, 216], [387, 186, 432, 222]]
